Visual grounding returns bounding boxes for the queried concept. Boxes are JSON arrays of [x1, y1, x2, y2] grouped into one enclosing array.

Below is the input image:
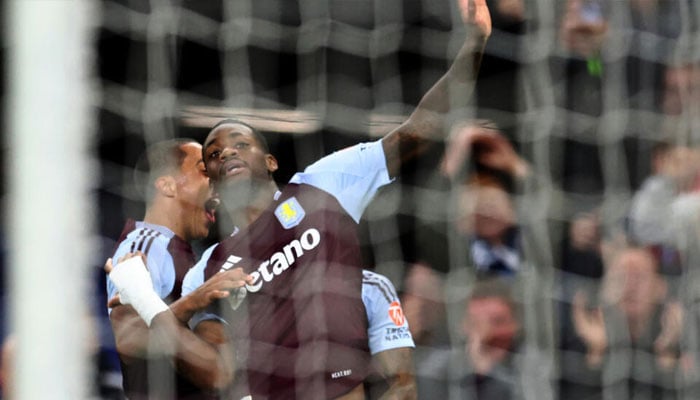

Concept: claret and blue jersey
[[182, 139, 394, 399]]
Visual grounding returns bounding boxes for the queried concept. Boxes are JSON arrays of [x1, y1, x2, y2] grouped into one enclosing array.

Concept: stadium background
[[2, 0, 699, 398]]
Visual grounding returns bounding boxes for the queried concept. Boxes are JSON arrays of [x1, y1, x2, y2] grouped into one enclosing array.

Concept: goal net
[[5, 0, 700, 398]]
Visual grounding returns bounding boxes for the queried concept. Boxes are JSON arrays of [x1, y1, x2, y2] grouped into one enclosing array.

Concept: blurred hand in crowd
[[441, 121, 529, 180]]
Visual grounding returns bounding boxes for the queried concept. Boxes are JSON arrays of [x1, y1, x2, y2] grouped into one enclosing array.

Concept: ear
[[265, 154, 279, 174], [154, 176, 177, 198]]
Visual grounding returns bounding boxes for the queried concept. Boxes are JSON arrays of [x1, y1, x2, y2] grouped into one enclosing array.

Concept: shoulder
[[362, 270, 399, 304], [290, 141, 390, 187], [113, 225, 173, 269], [300, 140, 387, 175], [118, 225, 170, 253], [182, 242, 220, 295], [288, 140, 392, 223], [363, 269, 393, 286]]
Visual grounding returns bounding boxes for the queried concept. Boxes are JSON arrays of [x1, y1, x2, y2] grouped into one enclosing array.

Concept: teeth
[[205, 197, 220, 212]]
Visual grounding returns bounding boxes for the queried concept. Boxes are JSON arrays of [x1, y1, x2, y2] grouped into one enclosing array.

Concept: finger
[[212, 279, 250, 291], [209, 290, 230, 300], [458, 0, 471, 21], [104, 258, 114, 274], [107, 295, 122, 308], [135, 251, 147, 265], [475, 132, 507, 146], [475, 119, 499, 130], [654, 331, 674, 354], [225, 268, 254, 284], [117, 252, 135, 264], [116, 251, 149, 271]]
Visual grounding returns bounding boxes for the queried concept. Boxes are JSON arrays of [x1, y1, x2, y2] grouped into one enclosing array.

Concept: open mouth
[[205, 196, 220, 223], [221, 158, 246, 176]]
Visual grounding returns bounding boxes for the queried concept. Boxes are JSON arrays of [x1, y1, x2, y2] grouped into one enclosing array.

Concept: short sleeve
[[289, 140, 392, 223], [362, 271, 414, 355], [106, 237, 174, 313], [182, 243, 227, 328], [181, 243, 217, 296]]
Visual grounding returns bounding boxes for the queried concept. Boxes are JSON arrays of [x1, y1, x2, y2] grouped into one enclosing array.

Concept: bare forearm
[[110, 306, 152, 358], [379, 374, 417, 400], [374, 348, 417, 400], [169, 295, 201, 324], [149, 314, 235, 390], [105, 254, 238, 389], [415, 32, 488, 116], [383, 32, 488, 177]]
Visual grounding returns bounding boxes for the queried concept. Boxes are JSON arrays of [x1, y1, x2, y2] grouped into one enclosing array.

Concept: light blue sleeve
[[362, 271, 415, 355], [182, 243, 228, 329], [289, 140, 393, 223], [181, 243, 218, 296], [146, 242, 175, 298], [106, 237, 174, 311]]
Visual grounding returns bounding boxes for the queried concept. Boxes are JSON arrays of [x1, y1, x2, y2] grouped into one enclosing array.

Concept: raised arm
[[382, 0, 491, 177]]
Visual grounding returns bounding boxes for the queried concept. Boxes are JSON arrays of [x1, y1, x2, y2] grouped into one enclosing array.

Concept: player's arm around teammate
[[106, 251, 253, 390]]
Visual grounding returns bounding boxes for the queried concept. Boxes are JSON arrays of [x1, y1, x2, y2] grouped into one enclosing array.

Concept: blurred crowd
[[373, 0, 700, 399], [2, 0, 700, 399]]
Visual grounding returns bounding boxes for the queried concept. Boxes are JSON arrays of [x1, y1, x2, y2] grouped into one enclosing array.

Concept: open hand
[[458, 0, 492, 38], [572, 290, 607, 367], [655, 301, 683, 370], [104, 251, 146, 275], [441, 121, 529, 179], [186, 267, 254, 311]]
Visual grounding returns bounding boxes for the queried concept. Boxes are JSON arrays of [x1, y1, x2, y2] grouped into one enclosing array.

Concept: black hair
[[134, 138, 198, 202], [209, 119, 270, 154]]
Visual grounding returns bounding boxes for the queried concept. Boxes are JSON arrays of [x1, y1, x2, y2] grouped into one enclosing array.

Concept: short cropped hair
[[468, 278, 517, 314], [134, 138, 197, 202], [210, 119, 271, 154]]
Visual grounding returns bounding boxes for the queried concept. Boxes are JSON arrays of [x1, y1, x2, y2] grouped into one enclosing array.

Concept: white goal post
[[5, 0, 98, 398]]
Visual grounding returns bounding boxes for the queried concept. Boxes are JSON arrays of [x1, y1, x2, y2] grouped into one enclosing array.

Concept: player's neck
[[220, 179, 279, 229], [143, 203, 187, 240]]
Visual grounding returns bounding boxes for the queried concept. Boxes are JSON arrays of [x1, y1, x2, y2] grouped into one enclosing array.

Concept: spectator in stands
[[628, 142, 700, 278], [402, 121, 530, 347], [458, 173, 521, 278], [415, 278, 554, 400], [662, 62, 700, 117], [559, 0, 608, 60], [561, 246, 684, 400], [560, 210, 605, 280]]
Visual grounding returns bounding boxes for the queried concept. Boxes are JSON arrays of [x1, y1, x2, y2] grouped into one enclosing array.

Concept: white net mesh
[[59, 0, 700, 398]]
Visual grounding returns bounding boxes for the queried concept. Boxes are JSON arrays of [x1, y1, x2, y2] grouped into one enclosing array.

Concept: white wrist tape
[[109, 257, 169, 326], [130, 289, 170, 327]]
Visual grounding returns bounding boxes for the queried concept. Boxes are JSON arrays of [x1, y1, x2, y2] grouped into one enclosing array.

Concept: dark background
[[1, 0, 690, 397]]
